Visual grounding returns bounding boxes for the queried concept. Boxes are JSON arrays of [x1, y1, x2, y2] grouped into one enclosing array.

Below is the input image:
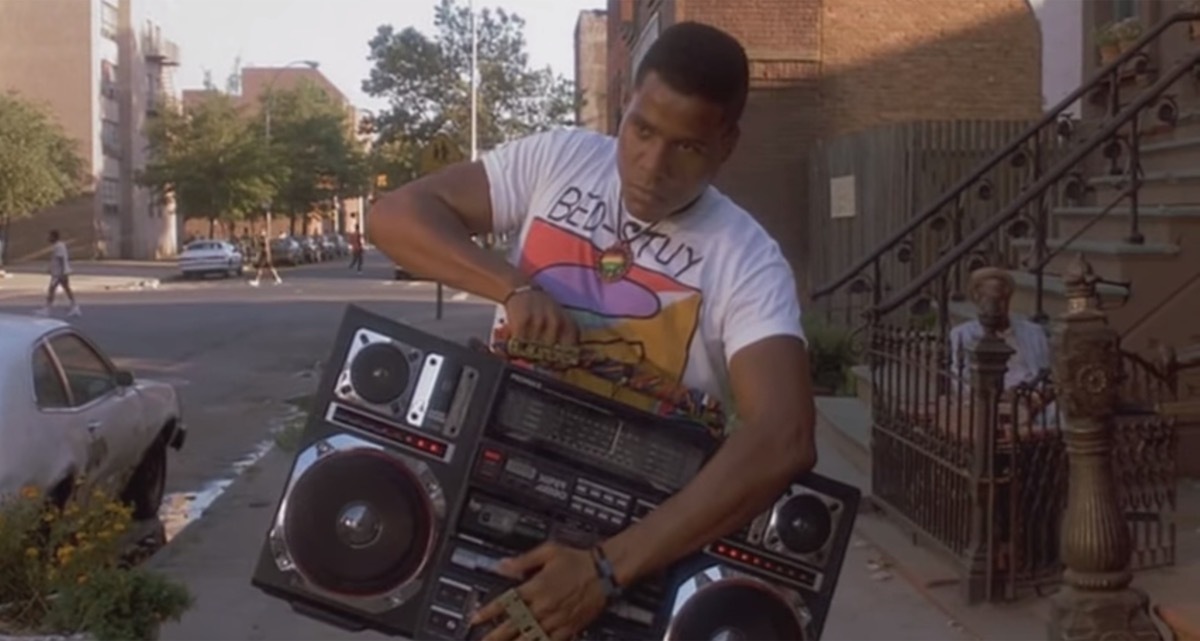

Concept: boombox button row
[[569, 497, 625, 526], [575, 478, 631, 511]]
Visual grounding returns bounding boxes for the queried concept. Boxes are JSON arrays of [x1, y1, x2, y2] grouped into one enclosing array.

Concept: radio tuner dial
[[771, 494, 833, 556]]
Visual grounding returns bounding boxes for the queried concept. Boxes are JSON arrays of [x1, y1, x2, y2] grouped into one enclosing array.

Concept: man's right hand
[[504, 287, 580, 346]]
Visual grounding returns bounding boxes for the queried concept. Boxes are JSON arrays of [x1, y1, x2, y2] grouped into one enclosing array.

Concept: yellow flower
[[20, 486, 39, 500], [25, 547, 38, 558], [56, 544, 75, 564]]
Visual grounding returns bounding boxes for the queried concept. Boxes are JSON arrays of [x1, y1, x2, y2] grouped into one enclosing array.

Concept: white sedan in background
[[0, 314, 186, 518], [178, 240, 244, 279]]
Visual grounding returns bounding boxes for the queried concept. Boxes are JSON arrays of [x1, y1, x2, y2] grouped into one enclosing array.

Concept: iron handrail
[[810, 10, 1200, 302], [872, 47, 1200, 317]]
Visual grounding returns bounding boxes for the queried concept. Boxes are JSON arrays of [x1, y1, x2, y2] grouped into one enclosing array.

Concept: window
[[629, 13, 661, 78], [100, 61, 117, 99], [102, 120, 120, 157], [100, 178, 119, 205], [100, 2, 119, 41], [49, 334, 116, 407], [1114, 0, 1137, 20], [31, 345, 70, 409]]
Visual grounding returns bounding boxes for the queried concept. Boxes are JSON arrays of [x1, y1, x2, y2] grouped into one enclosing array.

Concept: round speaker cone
[[284, 449, 433, 596], [349, 343, 411, 405], [669, 580, 806, 640], [775, 494, 833, 555]]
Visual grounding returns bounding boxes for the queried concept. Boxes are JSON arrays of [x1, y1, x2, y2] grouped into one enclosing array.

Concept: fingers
[[498, 543, 556, 578], [479, 618, 518, 641]]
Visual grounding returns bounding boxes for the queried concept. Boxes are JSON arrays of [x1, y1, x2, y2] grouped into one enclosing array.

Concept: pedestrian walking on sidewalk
[[34, 230, 81, 317], [348, 225, 365, 272], [249, 232, 282, 287]]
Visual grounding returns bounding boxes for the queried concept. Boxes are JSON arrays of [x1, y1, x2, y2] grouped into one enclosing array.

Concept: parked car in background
[[270, 237, 304, 266], [0, 314, 186, 519], [177, 240, 244, 279]]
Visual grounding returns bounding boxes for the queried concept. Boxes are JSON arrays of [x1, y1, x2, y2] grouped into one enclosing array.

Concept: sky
[[150, 0, 605, 111]]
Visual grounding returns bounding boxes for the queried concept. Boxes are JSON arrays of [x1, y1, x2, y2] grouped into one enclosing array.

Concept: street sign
[[420, 134, 466, 174]]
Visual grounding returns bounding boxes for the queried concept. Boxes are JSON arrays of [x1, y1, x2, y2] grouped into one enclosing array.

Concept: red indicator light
[[431, 443, 446, 455], [483, 450, 502, 462], [417, 438, 427, 448]]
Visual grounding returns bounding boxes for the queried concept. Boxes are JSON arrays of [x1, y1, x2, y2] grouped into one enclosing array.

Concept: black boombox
[[250, 305, 861, 640]]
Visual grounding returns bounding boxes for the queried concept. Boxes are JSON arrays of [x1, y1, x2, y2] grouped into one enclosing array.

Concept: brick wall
[[610, 0, 1041, 294]]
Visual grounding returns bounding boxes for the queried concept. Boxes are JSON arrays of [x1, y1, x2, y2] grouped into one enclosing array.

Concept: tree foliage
[[140, 80, 368, 233], [263, 82, 368, 223], [0, 92, 86, 221], [139, 93, 275, 227], [362, 0, 577, 180]]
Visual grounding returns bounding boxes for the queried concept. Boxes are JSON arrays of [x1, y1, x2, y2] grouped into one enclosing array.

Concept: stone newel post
[[1047, 255, 1161, 641]]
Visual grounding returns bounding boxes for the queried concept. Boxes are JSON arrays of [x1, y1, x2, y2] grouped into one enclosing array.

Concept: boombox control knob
[[337, 501, 383, 549], [773, 494, 832, 556]]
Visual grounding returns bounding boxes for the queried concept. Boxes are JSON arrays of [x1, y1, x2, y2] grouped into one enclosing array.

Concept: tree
[[0, 92, 86, 265], [262, 81, 367, 234], [362, 0, 576, 172], [139, 93, 276, 238]]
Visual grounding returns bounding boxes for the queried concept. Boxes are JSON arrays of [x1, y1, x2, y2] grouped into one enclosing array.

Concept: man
[[249, 231, 282, 287], [35, 230, 81, 317], [950, 267, 1055, 418], [369, 22, 816, 641], [348, 225, 365, 272]]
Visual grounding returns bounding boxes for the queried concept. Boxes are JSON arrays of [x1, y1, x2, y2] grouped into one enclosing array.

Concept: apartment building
[[574, 9, 609, 132], [0, 0, 182, 262]]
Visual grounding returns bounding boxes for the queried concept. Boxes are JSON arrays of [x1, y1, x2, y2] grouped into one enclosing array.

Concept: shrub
[[0, 484, 192, 640]]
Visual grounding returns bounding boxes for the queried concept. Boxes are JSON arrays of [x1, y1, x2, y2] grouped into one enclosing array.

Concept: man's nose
[[638, 140, 672, 181]]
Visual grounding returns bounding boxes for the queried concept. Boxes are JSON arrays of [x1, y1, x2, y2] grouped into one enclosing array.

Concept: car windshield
[[185, 242, 220, 252]]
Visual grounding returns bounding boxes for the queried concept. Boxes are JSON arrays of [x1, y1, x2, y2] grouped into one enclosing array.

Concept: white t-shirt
[[50, 241, 70, 277], [482, 128, 806, 427]]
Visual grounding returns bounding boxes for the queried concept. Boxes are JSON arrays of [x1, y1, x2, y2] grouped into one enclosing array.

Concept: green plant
[[46, 567, 192, 641], [0, 484, 192, 639], [1112, 16, 1144, 42], [803, 318, 858, 395], [1094, 22, 1121, 46]]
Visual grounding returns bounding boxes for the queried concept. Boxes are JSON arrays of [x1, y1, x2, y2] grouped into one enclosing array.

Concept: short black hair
[[48, 230, 60, 241], [635, 22, 750, 124]]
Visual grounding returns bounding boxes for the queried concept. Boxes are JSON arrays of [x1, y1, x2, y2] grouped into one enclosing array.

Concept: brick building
[[574, 9, 609, 132], [605, 0, 1042, 292]]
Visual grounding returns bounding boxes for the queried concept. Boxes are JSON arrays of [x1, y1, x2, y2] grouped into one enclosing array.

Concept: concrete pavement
[[147, 448, 973, 641], [146, 412, 972, 641]]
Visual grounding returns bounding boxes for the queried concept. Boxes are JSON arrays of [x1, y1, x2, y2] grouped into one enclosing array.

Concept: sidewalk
[[0, 271, 161, 298], [146, 429, 972, 640]]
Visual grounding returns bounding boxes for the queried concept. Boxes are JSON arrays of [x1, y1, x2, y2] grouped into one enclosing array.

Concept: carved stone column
[[1047, 255, 1161, 641], [962, 287, 1013, 603]]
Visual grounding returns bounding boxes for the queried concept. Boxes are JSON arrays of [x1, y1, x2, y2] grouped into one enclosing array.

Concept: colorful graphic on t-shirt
[[491, 217, 726, 431]]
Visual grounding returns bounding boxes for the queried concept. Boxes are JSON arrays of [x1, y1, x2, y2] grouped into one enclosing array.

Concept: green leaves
[[139, 93, 273, 223], [362, 0, 578, 181], [139, 80, 368, 226], [0, 91, 86, 220]]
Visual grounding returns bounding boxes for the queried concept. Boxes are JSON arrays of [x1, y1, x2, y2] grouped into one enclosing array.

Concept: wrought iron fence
[[866, 315, 1180, 603]]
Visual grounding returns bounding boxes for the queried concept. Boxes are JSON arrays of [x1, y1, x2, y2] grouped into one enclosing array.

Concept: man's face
[[616, 71, 739, 222], [975, 277, 1013, 317]]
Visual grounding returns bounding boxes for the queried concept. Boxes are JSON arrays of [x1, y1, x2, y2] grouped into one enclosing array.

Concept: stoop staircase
[[807, 10, 1200, 629]]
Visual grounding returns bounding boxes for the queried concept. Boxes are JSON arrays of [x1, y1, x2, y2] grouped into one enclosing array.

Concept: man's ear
[[719, 124, 741, 163]]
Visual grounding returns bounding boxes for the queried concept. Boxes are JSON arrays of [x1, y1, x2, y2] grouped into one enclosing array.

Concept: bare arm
[[600, 335, 818, 585], [367, 161, 528, 303]]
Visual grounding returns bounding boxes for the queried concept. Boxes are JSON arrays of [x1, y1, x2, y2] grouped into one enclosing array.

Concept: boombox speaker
[[250, 305, 507, 636]]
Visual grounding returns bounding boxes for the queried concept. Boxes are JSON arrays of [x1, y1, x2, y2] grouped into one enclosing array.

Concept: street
[[0, 250, 494, 539]]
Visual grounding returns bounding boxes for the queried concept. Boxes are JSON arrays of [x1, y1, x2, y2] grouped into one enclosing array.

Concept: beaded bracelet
[[591, 545, 623, 602]]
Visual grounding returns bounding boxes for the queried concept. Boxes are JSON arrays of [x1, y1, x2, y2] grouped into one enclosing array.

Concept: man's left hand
[[470, 542, 608, 641]]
